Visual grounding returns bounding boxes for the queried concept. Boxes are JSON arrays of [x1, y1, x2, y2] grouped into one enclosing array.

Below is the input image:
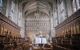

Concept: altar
[[32, 35, 52, 50]]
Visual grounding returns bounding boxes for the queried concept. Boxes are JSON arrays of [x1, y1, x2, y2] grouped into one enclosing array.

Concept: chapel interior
[[0, 0, 80, 50]]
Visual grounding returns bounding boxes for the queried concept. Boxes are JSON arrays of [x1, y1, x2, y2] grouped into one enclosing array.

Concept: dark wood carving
[[0, 12, 20, 38], [0, 12, 21, 50], [55, 9, 80, 37], [53, 9, 80, 50]]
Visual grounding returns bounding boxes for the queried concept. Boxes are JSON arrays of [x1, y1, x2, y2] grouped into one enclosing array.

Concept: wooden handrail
[[52, 43, 71, 50]]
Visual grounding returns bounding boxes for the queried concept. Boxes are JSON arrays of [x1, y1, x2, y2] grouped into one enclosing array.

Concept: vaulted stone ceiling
[[20, 0, 53, 17]]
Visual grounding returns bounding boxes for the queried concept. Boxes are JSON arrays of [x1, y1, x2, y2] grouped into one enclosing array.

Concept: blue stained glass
[[0, 0, 2, 7], [0, 0, 2, 12]]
